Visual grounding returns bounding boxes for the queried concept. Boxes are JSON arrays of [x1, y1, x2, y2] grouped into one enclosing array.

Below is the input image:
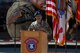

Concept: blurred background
[[0, 0, 80, 53]]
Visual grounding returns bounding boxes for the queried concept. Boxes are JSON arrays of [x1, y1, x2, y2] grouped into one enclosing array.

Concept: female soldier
[[28, 10, 52, 36]]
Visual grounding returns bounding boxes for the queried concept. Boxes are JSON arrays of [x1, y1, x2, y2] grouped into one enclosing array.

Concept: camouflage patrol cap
[[34, 10, 42, 17]]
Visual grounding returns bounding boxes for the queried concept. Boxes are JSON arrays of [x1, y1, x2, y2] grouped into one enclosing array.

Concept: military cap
[[34, 10, 42, 16]]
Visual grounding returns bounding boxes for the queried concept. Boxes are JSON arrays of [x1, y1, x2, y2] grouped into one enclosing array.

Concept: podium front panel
[[21, 31, 48, 53]]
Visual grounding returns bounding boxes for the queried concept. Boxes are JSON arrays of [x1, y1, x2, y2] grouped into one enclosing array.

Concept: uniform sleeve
[[7, 8, 22, 25], [15, 5, 35, 24]]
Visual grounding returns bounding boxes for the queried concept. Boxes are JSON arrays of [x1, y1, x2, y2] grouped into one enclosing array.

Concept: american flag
[[46, 0, 57, 17], [46, 0, 58, 41], [46, 0, 66, 46], [46, 0, 58, 44]]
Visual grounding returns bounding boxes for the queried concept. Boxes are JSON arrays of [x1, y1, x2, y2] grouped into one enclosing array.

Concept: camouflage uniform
[[6, 1, 35, 40], [28, 20, 52, 36]]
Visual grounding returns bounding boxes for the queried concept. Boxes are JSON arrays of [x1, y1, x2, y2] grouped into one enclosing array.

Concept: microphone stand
[[6, 22, 17, 53], [14, 22, 16, 53]]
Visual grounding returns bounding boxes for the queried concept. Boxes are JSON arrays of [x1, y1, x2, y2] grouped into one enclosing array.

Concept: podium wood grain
[[21, 31, 48, 53]]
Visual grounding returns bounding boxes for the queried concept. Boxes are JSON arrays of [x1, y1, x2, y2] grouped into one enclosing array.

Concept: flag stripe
[[46, 4, 56, 10], [46, 0, 57, 17], [46, 7, 56, 15], [46, 0, 56, 7], [46, 10, 56, 17], [46, 0, 66, 46]]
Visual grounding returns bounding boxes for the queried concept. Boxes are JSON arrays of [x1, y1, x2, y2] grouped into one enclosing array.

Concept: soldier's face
[[35, 15, 42, 23], [31, 0, 46, 10]]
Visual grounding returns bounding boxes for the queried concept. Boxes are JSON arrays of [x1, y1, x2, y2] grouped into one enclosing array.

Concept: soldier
[[28, 10, 52, 36], [6, 0, 46, 40]]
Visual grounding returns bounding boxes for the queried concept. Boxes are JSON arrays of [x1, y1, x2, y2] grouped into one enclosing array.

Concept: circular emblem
[[25, 38, 38, 52]]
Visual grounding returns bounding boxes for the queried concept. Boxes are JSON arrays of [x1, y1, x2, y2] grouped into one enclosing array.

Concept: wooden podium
[[21, 31, 48, 53]]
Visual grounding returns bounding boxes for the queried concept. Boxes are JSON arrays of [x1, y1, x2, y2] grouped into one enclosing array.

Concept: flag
[[74, 0, 78, 4], [76, 0, 80, 23], [57, 10, 66, 46], [46, 0, 57, 17], [46, 0, 66, 46], [66, 0, 73, 31], [55, 0, 66, 46], [46, 0, 58, 42]]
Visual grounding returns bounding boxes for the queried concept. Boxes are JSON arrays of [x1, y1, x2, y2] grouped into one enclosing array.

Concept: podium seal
[[25, 38, 38, 52]]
